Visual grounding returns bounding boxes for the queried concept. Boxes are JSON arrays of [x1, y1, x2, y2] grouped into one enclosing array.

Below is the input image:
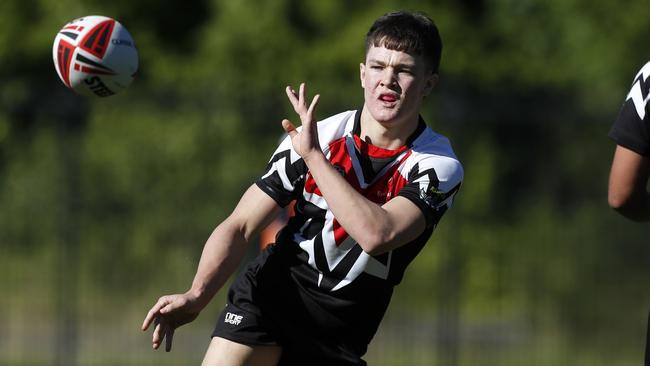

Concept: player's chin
[[371, 107, 401, 124]]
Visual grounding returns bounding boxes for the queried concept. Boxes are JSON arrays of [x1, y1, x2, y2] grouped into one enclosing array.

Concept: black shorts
[[212, 245, 367, 366]]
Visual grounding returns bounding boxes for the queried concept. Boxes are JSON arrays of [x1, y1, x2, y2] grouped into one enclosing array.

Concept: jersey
[[254, 109, 463, 348], [609, 61, 650, 156]]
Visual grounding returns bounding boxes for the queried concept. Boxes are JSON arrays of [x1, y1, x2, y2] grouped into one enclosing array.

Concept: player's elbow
[[360, 241, 388, 257], [358, 229, 394, 256]]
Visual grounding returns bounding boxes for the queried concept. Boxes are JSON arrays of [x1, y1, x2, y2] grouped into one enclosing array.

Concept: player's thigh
[[201, 336, 282, 366]]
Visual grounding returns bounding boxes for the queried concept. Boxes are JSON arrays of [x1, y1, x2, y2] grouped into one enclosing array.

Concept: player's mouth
[[379, 93, 399, 104]]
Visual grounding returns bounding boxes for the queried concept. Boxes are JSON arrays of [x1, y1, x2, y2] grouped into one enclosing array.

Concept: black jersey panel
[[256, 149, 308, 207], [609, 61, 650, 156]]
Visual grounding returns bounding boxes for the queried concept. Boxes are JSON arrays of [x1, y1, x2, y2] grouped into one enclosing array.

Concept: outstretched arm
[[142, 184, 281, 351], [608, 145, 650, 221], [282, 83, 427, 256]]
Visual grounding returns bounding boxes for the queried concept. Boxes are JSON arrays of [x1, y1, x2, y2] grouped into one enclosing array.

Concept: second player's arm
[[608, 145, 650, 221]]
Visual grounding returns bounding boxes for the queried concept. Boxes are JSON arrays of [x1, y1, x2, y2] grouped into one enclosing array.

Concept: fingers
[[152, 318, 163, 349], [165, 327, 175, 352], [152, 315, 176, 351], [308, 94, 320, 116], [298, 83, 305, 105], [285, 83, 318, 115], [144, 295, 184, 352], [282, 119, 297, 137], [285, 83, 305, 101], [142, 296, 170, 331], [160, 296, 185, 315], [285, 85, 299, 107]]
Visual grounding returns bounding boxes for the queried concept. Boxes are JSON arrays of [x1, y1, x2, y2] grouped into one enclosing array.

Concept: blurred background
[[1, 0, 649, 365]]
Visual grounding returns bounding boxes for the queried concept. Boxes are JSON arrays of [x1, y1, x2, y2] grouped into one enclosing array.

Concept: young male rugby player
[[143, 10, 463, 365]]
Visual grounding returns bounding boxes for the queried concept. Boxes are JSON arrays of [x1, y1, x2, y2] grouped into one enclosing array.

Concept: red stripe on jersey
[[384, 166, 410, 199], [353, 134, 407, 158], [363, 149, 412, 204], [304, 137, 360, 196], [306, 136, 414, 246]]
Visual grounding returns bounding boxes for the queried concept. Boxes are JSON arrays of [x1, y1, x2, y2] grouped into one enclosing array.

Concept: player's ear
[[360, 63, 366, 89], [422, 73, 438, 96]]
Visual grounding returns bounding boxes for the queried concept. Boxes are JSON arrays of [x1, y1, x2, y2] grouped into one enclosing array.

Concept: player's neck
[[359, 108, 419, 149]]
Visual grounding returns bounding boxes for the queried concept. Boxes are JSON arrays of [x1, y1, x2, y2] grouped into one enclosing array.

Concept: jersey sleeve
[[609, 61, 650, 156], [397, 157, 463, 229], [255, 134, 307, 207]]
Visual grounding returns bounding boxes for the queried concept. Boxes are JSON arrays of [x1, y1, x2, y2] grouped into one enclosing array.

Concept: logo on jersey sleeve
[[419, 186, 448, 209]]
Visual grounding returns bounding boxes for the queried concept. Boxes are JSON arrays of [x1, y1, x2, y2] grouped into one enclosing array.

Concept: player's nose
[[379, 68, 397, 87]]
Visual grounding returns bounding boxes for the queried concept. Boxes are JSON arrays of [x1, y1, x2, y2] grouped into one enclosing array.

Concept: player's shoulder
[[408, 127, 464, 182], [316, 110, 356, 143], [410, 126, 461, 163], [317, 110, 356, 130]]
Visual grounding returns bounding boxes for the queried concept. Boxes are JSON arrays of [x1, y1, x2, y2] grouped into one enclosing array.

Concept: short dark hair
[[365, 11, 443, 74]]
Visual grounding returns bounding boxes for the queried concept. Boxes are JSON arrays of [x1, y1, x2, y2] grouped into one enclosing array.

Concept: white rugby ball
[[52, 15, 138, 97]]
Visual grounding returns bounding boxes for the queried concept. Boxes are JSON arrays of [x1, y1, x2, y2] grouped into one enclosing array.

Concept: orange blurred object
[[259, 201, 295, 250]]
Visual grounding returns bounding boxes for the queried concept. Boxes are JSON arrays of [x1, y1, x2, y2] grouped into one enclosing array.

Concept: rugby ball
[[52, 15, 138, 97]]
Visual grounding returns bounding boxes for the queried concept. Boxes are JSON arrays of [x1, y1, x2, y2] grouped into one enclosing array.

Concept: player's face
[[360, 45, 438, 127]]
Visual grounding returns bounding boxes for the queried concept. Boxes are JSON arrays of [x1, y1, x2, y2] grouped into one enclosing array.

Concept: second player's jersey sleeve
[[255, 134, 307, 207], [609, 61, 650, 156], [397, 155, 463, 229]]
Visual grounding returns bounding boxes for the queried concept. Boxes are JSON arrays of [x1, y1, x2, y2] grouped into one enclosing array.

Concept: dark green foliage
[[1, 0, 649, 364]]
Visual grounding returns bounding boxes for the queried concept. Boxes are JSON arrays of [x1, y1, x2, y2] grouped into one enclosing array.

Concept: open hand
[[141, 292, 202, 352], [282, 83, 321, 160]]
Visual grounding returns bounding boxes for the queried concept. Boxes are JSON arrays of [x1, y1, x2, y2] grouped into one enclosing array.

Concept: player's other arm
[[608, 145, 650, 221], [142, 184, 281, 350]]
